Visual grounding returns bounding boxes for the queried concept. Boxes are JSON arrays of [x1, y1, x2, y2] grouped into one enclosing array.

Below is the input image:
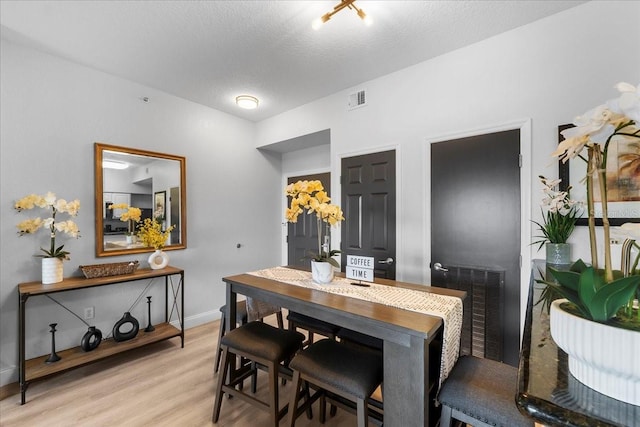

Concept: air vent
[[348, 89, 367, 110]]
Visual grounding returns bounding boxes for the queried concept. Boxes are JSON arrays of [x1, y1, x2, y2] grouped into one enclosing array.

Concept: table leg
[[19, 293, 27, 405], [383, 334, 431, 427]]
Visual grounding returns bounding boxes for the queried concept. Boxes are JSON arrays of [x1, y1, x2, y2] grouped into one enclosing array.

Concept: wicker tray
[[79, 260, 140, 279]]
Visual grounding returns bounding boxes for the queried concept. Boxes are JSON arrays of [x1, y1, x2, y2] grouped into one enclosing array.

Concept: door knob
[[433, 262, 449, 272], [378, 257, 394, 265]]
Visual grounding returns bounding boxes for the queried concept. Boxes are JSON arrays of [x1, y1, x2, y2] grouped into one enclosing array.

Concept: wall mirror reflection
[[95, 143, 187, 257]]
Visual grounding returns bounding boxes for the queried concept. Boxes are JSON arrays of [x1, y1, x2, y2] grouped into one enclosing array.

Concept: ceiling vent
[[348, 89, 367, 110]]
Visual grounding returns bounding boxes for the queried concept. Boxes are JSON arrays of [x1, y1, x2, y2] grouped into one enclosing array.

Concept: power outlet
[[84, 306, 95, 320]]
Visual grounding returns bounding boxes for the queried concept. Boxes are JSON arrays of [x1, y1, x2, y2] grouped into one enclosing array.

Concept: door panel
[[341, 150, 396, 279], [287, 173, 330, 268], [431, 130, 521, 366]]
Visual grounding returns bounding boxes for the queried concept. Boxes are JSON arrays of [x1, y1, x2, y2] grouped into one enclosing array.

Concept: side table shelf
[[18, 266, 184, 404]]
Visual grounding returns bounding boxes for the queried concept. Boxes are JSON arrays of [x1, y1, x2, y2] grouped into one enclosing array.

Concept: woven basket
[[79, 260, 140, 279]]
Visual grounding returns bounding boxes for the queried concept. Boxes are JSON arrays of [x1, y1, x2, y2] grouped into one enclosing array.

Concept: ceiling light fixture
[[312, 0, 372, 30], [102, 160, 129, 170], [235, 95, 259, 110]]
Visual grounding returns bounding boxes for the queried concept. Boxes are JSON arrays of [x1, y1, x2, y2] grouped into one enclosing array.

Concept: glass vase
[[545, 243, 571, 265]]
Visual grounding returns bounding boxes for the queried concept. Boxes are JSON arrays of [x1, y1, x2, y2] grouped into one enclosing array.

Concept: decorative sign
[[346, 255, 374, 283]]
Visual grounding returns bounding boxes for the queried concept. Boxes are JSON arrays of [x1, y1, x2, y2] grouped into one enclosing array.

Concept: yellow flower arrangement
[[109, 203, 141, 235], [137, 218, 175, 250], [15, 192, 81, 260], [285, 180, 345, 267]]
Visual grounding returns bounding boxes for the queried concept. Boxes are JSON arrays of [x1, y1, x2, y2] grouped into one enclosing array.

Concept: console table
[[18, 266, 184, 404], [517, 261, 639, 426]]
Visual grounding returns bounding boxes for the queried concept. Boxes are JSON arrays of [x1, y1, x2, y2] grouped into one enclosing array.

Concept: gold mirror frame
[[95, 142, 187, 257]]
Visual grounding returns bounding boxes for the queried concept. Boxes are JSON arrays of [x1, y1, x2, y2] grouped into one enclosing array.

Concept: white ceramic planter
[[550, 299, 640, 405], [311, 260, 334, 284], [42, 258, 63, 284]]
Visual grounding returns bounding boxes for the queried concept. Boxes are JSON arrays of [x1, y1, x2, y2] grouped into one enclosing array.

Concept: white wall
[[256, 0, 640, 327], [0, 39, 283, 386]]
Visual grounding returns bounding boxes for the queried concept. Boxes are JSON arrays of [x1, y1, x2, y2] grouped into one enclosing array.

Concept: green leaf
[[548, 268, 581, 292], [589, 275, 640, 322], [577, 267, 599, 307]]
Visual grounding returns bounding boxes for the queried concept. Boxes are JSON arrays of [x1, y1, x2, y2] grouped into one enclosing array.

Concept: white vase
[[550, 299, 640, 405], [42, 258, 63, 284], [148, 249, 169, 270], [311, 260, 334, 284]]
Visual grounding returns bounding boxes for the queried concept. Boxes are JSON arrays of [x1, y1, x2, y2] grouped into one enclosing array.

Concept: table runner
[[248, 266, 463, 385]]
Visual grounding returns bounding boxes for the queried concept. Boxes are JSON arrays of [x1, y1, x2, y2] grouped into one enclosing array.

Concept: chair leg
[[320, 393, 327, 424], [212, 346, 230, 422], [356, 397, 368, 427], [214, 314, 226, 373], [268, 360, 280, 427], [287, 370, 303, 427], [439, 405, 453, 427], [276, 311, 284, 329], [303, 381, 313, 420]]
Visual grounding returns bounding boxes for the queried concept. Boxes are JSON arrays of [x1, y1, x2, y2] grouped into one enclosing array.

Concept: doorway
[[430, 129, 521, 366], [341, 150, 396, 279], [287, 173, 331, 268]]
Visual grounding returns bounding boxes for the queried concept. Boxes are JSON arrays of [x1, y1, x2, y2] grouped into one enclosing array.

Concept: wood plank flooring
[[0, 318, 359, 426]]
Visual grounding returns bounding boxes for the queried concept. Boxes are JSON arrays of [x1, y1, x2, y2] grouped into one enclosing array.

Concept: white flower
[[608, 82, 640, 122], [42, 191, 56, 207]]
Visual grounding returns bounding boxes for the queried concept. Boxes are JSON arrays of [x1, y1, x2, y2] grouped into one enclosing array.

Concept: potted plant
[[538, 82, 640, 405], [285, 180, 345, 284], [532, 175, 581, 265], [15, 192, 81, 284], [137, 218, 175, 269], [109, 203, 141, 244]]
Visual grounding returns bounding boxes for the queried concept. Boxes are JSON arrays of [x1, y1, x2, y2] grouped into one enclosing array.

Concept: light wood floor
[[0, 318, 360, 426]]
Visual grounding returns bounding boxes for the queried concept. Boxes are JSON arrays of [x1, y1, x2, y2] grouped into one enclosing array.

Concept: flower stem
[[49, 208, 56, 257], [586, 147, 598, 270], [317, 217, 322, 257]]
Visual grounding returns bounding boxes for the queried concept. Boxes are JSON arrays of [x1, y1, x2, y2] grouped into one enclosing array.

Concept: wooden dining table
[[222, 268, 466, 427]]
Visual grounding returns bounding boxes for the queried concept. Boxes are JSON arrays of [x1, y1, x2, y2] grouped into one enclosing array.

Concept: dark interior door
[[341, 150, 396, 279], [431, 130, 521, 366], [287, 173, 330, 268], [169, 186, 180, 244]]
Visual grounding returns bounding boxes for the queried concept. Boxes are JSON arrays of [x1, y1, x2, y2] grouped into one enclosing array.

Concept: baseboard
[[0, 377, 18, 401]]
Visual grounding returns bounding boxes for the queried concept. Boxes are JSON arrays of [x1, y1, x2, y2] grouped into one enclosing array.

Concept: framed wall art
[[558, 124, 640, 226]]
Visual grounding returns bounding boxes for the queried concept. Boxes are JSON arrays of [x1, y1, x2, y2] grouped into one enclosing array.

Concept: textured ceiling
[[0, 1, 586, 122]]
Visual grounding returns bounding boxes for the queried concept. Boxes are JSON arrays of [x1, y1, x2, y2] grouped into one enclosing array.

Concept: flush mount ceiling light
[[235, 95, 259, 110], [312, 0, 372, 30], [102, 160, 129, 170]]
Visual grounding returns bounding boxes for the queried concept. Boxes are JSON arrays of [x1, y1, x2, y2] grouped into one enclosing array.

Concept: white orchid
[[15, 192, 81, 260], [553, 82, 640, 283]]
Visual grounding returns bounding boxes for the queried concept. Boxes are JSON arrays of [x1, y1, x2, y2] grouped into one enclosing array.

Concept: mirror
[[95, 143, 187, 257]]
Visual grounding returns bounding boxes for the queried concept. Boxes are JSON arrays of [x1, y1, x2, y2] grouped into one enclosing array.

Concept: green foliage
[[532, 207, 580, 251], [304, 249, 341, 269], [537, 260, 640, 324], [37, 244, 70, 260]]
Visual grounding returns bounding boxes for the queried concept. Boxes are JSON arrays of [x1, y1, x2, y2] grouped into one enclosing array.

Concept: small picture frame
[[154, 191, 166, 222]]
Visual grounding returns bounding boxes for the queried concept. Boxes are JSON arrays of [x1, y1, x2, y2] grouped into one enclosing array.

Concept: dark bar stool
[[212, 321, 305, 426], [287, 339, 383, 427], [214, 301, 248, 373], [287, 311, 340, 347], [438, 355, 533, 427]]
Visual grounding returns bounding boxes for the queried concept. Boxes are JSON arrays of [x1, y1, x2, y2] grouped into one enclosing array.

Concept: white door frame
[[423, 118, 532, 339]]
